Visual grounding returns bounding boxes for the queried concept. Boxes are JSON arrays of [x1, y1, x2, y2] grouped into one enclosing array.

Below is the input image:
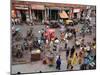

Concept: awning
[[15, 7, 28, 10], [59, 11, 69, 19], [31, 5, 45, 10], [14, 4, 29, 10], [73, 9, 80, 13], [47, 28, 55, 34], [47, 7, 61, 10]]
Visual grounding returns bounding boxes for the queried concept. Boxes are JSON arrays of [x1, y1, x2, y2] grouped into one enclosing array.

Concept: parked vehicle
[[65, 19, 73, 26], [59, 11, 74, 26]]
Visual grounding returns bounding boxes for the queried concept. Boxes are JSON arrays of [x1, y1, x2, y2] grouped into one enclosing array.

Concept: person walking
[[73, 29, 76, 38], [70, 46, 75, 57], [65, 39, 68, 49], [71, 52, 78, 67], [66, 47, 70, 60], [56, 55, 61, 70], [67, 55, 72, 70], [83, 57, 90, 70]]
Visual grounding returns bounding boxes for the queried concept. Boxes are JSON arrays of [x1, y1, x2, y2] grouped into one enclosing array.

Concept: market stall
[[31, 49, 41, 61]]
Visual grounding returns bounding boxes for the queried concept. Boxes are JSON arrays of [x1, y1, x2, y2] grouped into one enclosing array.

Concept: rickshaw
[[59, 11, 74, 26]]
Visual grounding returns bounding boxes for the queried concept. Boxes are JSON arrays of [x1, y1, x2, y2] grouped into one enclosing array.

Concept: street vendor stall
[[46, 52, 55, 66], [42, 52, 55, 66], [31, 49, 41, 61]]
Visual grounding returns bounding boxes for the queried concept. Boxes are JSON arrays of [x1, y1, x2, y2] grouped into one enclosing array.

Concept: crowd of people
[[12, 14, 96, 71]]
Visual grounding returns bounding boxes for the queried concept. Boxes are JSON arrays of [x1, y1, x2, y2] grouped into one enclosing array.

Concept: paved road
[[11, 17, 96, 74]]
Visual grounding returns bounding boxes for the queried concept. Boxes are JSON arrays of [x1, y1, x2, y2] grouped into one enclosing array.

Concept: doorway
[[20, 10, 26, 22]]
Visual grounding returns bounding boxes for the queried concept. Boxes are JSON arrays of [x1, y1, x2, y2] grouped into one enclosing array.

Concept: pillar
[[45, 8, 47, 21], [29, 5, 32, 22]]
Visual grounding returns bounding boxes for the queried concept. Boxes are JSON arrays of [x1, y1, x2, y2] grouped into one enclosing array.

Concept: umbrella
[[16, 28, 20, 32], [47, 28, 55, 34]]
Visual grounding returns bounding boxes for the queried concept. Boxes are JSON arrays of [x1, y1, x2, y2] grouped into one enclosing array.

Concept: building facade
[[12, 1, 93, 23]]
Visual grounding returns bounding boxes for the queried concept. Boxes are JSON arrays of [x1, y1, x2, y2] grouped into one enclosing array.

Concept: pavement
[[11, 17, 96, 74]]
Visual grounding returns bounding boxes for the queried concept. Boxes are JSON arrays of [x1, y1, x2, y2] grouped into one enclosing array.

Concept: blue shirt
[[84, 58, 90, 64]]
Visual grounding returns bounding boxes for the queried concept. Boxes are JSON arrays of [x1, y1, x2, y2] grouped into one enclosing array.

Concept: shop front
[[73, 8, 81, 19], [49, 9, 59, 20], [45, 6, 61, 21], [13, 4, 29, 22], [31, 4, 45, 22]]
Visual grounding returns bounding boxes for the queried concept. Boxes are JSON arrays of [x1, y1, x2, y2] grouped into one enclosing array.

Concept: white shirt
[[65, 39, 68, 44], [64, 33, 68, 39]]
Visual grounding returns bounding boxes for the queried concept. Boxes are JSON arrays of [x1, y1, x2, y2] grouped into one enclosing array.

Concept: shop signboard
[[31, 4, 45, 10], [73, 8, 80, 12], [14, 4, 28, 10]]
